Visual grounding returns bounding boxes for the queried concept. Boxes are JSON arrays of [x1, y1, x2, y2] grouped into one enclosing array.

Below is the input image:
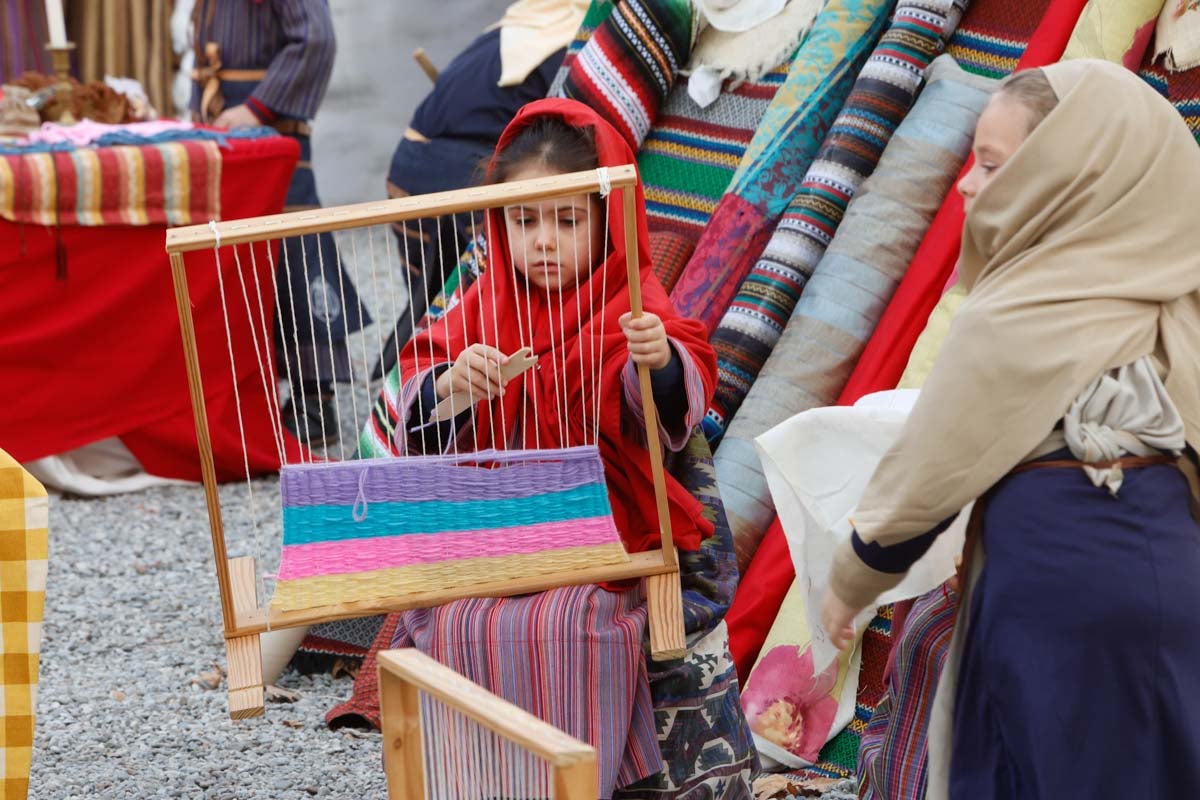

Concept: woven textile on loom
[[943, 0, 1053, 78], [552, 0, 697, 149], [271, 447, 629, 610], [668, 0, 893, 335], [0, 141, 222, 226], [701, 1, 966, 447]]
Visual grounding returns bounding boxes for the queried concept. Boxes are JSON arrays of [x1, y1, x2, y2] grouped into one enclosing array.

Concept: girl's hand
[[435, 344, 510, 402], [821, 587, 861, 652], [619, 312, 671, 370]]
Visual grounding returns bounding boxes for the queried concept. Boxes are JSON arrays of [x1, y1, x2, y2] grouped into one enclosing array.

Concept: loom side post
[[621, 186, 686, 662], [167, 252, 237, 634], [379, 654, 428, 800], [226, 557, 265, 718], [556, 759, 600, 799]]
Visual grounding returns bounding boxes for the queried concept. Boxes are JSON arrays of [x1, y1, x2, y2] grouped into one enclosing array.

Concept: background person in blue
[[191, 0, 369, 445]]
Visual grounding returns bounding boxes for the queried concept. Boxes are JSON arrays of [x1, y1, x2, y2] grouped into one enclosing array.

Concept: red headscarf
[[397, 98, 716, 553]]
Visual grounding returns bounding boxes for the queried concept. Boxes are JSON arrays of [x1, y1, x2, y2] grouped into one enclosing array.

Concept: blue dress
[[950, 453, 1200, 798]]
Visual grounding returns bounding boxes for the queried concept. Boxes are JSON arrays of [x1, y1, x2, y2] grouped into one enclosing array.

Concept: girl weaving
[[821, 60, 1200, 799], [383, 98, 754, 797]]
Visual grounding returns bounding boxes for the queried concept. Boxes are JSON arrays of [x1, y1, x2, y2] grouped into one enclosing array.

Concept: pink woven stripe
[[277, 516, 621, 580]]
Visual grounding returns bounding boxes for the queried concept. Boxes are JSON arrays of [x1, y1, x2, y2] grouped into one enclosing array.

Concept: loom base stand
[[226, 557, 265, 719], [647, 570, 686, 661]]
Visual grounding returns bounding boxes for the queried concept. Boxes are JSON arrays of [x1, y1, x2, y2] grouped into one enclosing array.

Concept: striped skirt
[[392, 584, 662, 797]]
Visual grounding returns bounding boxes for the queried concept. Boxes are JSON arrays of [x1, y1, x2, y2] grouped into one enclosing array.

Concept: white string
[[265, 238, 302, 462], [417, 218, 445, 455], [518, 212, 540, 454], [380, 225, 407, 442], [331, 232, 362, 453], [476, 215, 506, 451], [553, 204, 571, 448], [231, 244, 285, 464], [355, 230, 386, 421], [574, 201, 588, 448], [540, 207, 567, 450], [435, 218, 460, 457], [597, 165, 612, 198], [281, 238, 312, 459], [451, 217, 485, 451], [208, 236, 268, 627], [594, 191, 612, 442], [245, 242, 289, 463], [313, 236, 345, 461]]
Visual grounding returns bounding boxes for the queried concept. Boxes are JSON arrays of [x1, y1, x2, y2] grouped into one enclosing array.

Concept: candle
[[44, 0, 68, 48]]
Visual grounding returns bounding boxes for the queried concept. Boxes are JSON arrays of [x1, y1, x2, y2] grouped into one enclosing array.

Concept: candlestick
[[44, 43, 77, 125], [44, 0, 68, 48]]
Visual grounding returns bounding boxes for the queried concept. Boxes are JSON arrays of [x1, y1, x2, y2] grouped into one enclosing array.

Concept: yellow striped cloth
[[0, 450, 48, 800]]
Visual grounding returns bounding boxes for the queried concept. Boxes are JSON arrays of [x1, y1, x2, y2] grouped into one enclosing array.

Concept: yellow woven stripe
[[0, 159, 13, 221], [640, 139, 741, 170], [271, 542, 631, 610], [74, 149, 103, 226]]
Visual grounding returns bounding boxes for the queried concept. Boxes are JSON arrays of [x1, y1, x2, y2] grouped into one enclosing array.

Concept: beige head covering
[[833, 59, 1200, 609], [491, 0, 589, 88]]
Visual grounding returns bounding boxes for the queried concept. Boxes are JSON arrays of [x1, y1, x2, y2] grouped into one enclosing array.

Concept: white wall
[[314, 0, 514, 206]]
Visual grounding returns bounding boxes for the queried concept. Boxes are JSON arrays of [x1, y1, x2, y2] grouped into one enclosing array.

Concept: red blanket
[[0, 135, 300, 481]]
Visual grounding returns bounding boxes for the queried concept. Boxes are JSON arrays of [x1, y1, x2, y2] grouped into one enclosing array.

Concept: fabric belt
[[955, 453, 1195, 600], [191, 41, 268, 122], [271, 120, 312, 137]]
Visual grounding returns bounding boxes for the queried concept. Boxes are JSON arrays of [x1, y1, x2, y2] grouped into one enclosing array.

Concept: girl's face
[[503, 162, 606, 292], [958, 93, 1033, 212]]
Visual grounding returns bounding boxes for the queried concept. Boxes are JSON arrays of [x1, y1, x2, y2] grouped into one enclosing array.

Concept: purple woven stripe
[[281, 446, 608, 508]]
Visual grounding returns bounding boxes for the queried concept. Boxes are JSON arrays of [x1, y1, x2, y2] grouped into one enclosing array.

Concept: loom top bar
[[164, 165, 639, 253]]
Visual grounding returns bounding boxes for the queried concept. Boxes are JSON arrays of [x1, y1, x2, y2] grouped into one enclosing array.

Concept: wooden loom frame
[[378, 648, 597, 799], [165, 165, 687, 720]]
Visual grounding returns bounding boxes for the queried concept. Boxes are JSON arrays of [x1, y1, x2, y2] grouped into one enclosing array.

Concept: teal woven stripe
[[282, 482, 612, 545]]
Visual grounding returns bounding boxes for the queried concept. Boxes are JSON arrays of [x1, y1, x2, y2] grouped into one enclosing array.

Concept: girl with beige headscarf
[[822, 59, 1200, 798]]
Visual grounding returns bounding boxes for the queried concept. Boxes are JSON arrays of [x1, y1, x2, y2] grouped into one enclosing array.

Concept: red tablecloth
[[0, 135, 301, 481]]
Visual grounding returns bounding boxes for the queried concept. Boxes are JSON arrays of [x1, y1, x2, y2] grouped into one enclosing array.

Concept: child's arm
[[619, 312, 703, 449]]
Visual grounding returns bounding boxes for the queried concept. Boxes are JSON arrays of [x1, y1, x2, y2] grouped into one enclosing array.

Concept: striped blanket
[[943, 0, 1054, 78], [1140, 56, 1200, 145], [702, 1, 967, 447], [668, 0, 894, 334], [553, 0, 697, 149], [858, 588, 956, 800], [0, 140, 222, 226]]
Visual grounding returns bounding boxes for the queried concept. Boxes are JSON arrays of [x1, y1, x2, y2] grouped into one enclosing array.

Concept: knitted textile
[[553, 0, 698, 149], [942, 0, 1052, 78], [638, 64, 791, 243], [1140, 57, 1200, 145], [668, 0, 894, 333], [703, 1, 967, 446]]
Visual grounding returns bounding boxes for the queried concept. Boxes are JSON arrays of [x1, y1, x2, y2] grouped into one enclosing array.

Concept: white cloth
[[755, 390, 969, 673], [1063, 355, 1185, 494], [23, 438, 192, 496], [695, 0, 787, 33]]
